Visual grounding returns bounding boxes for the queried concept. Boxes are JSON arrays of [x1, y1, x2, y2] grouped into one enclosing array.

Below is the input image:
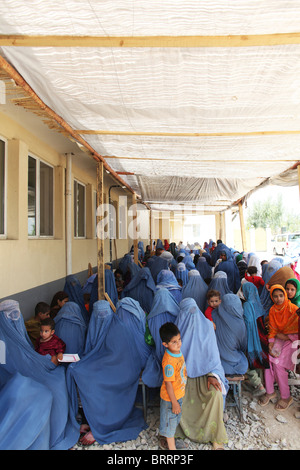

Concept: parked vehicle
[[272, 232, 300, 256]]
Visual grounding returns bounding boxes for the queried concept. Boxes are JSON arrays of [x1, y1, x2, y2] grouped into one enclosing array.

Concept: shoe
[[175, 439, 189, 450]]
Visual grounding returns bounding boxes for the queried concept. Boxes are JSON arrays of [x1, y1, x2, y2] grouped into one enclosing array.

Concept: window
[[28, 155, 54, 237], [74, 180, 85, 237], [0, 139, 5, 236]]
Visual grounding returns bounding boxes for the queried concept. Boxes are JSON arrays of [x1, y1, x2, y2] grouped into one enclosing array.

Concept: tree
[[246, 195, 284, 232]]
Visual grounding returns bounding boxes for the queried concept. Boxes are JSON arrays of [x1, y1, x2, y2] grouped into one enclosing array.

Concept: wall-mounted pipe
[[66, 153, 73, 275]]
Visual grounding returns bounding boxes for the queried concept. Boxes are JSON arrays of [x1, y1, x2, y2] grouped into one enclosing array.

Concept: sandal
[[275, 397, 293, 412], [79, 431, 96, 446], [258, 392, 277, 407], [158, 436, 169, 450], [213, 441, 224, 450]]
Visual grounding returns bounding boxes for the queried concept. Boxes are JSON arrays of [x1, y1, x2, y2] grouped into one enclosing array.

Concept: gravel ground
[[72, 376, 300, 451]]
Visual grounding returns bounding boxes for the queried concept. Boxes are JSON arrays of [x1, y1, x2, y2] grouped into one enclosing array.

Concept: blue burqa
[[176, 262, 189, 286], [156, 269, 182, 304], [0, 370, 52, 450], [241, 282, 264, 367], [63, 275, 89, 326], [182, 270, 208, 313], [212, 294, 248, 375], [175, 298, 228, 398], [116, 297, 152, 369], [121, 267, 156, 313], [260, 259, 282, 315], [0, 300, 80, 450], [182, 255, 195, 271], [149, 256, 169, 283], [214, 248, 241, 293], [141, 288, 180, 387], [89, 269, 119, 312], [54, 301, 87, 357], [196, 256, 212, 282], [66, 300, 147, 444]]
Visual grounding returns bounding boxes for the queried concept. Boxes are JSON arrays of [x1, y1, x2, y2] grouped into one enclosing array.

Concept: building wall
[[0, 110, 150, 319]]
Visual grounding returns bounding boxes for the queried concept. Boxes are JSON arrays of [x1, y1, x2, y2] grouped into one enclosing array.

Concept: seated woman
[[0, 369, 53, 450], [54, 301, 87, 357], [259, 285, 299, 411], [67, 300, 147, 446], [142, 288, 180, 388], [175, 298, 228, 450], [64, 275, 89, 326], [214, 248, 241, 294], [182, 269, 208, 313], [212, 294, 248, 377], [156, 269, 182, 304], [121, 267, 156, 314], [196, 256, 212, 284], [175, 261, 189, 287], [206, 272, 232, 309], [0, 299, 80, 450]]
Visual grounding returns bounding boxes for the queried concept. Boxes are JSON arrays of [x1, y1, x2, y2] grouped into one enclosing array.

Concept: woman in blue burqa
[[214, 248, 241, 294], [156, 269, 182, 304], [196, 256, 212, 284], [121, 267, 156, 313], [182, 269, 208, 313], [66, 300, 147, 446], [116, 297, 152, 369], [206, 271, 232, 309], [89, 268, 119, 313], [212, 294, 248, 377], [141, 288, 180, 387], [63, 275, 89, 326], [175, 298, 228, 449], [0, 368, 53, 450], [0, 299, 80, 450], [54, 301, 87, 357]]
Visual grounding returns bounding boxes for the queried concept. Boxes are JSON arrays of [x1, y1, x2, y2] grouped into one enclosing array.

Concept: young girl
[[285, 278, 300, 308], [259, 284, 299, 411]]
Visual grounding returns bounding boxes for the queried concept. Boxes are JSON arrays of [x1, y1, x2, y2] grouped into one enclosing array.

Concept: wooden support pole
[[298, 165, 300, 201], [132, 194, 139, 265], [238, 202, 247, 252], [96, 162, 105, 300], [149, 209, 152, 253]]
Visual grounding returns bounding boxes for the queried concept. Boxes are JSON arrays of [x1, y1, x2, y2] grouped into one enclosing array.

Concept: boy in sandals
[[159, 322, 188, 450]]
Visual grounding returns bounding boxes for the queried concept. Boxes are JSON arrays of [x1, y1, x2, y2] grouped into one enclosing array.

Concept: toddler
[[205, 289, 221, 329], [35, 318, 66, 365]]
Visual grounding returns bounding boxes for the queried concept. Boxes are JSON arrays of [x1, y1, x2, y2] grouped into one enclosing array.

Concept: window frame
[[0, 136, 7, 239], [28, 153, 54, 239], [73, 178, 86, 239]]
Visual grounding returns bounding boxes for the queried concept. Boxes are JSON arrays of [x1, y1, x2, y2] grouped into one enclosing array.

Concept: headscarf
[[259, 259, 283, 315], [212, 294, 248, 375], [182, 270, 208, 313], [242, 282, 264, 366], [156, 269, 182, 304], [182, 255, 195, 271], [164, 239, 170, 251], [148, 256, 169, 283], [268, 285, 299, 339], [268, 266, 296, 289], [285, 278, 300, 308], [175, 298, 227, 395], [248, 255, 262, 276]]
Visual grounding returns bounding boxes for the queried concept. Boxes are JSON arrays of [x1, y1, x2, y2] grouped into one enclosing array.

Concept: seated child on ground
[[245, 266, 265, 290], [35, 318, 66, 365], [205, 290, 221, 329], [159, 322, 187, 451], [25, 302, 51, 346]]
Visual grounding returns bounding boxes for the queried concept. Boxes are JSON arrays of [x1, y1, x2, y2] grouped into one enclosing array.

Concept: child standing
[[245, 266, 265, 290], [35, 318, 66, 365], [205, 289, 221, 329], [159, 322, 187, 450]]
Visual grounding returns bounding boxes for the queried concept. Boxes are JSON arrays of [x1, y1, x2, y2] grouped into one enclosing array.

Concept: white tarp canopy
[[0, 1, 299, 211]]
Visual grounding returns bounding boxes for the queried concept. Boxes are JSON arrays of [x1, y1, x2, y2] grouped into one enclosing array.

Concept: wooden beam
[[76, 129, 300, 137], [238, 202, 247, 252], [96, 161, 105, 300], [132, 194, 139, 265], [2, 33, 300, 48]]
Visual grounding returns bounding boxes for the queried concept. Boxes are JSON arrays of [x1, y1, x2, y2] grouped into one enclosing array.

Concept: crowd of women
[[0, 237, 299, 450]]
